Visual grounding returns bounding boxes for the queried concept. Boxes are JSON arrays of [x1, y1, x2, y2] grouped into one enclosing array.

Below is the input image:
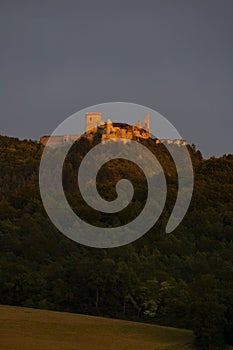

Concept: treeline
[[0, 134, 233, 349]]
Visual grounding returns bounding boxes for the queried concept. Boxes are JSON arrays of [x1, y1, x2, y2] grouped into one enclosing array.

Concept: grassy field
[[0, 305, 195, 350]]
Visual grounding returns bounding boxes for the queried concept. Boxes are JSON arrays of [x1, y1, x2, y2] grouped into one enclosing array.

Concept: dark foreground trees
[[0, 135, 233, 349]]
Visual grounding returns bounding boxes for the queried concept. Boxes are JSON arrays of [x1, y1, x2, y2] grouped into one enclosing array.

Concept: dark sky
[[1, 0, 232, 157]]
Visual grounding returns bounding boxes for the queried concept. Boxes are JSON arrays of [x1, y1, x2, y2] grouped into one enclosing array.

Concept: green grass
[[0, 305, 195, 350]]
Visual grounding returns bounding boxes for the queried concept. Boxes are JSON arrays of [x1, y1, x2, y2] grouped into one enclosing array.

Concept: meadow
[[0, 305, 195, 350]]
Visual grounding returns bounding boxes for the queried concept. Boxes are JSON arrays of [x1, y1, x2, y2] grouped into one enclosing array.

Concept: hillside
[[0, 305, 195, 350], [0, 135, 233, 349]]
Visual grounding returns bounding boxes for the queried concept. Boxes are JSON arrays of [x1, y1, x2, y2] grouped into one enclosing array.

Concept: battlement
[[156, 139, 187, 146], [40, 134, 80, 146]]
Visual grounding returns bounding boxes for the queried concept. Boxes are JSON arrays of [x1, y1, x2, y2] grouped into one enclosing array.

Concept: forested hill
[[0, 134, 233, 350]]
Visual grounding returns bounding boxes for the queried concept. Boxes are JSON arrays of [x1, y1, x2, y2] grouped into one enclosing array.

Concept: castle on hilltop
[[85, 112, 150, 141], [40, 112, 186, 146]]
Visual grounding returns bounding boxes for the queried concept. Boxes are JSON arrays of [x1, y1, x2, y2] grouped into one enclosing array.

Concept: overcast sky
[[0, 0, 232, 157]]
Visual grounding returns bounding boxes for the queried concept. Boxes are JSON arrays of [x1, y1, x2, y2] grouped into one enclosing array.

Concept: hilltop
[[0, 134, 233, 349]]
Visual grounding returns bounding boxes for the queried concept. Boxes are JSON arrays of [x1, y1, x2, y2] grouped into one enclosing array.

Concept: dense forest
[[0, 134, 233, 350]]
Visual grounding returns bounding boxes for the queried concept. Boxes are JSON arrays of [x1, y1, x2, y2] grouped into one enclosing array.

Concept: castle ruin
[[40, 112, 186, 146], [85, 112, 151, 141]]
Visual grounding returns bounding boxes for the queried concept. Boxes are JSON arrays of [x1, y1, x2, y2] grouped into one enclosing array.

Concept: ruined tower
[[85, 112, 102, 133]]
